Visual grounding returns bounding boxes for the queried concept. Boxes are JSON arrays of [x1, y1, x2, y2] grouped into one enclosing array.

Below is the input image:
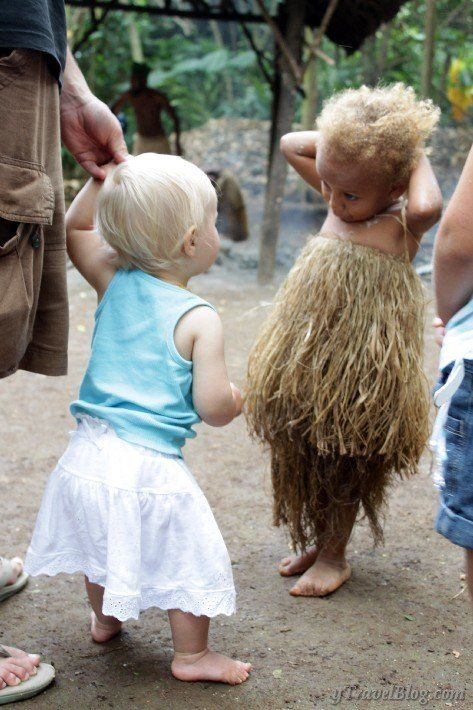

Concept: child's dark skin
[[277, 131, 442, 597]]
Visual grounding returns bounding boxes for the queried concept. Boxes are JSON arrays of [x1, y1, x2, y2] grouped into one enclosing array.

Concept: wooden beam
[[253, 0, 302, 84], [302, 0, 338, 74], [258, 0, 306, 284], [66, 0, 268, 23]]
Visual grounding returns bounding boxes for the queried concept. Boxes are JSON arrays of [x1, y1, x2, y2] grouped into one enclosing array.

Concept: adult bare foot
[[172, 648, 251, 685], [0, 646, 40, 690], [290, 555, 351, 597], [279, 547, 319, 577], [90, 612, 122, 643]]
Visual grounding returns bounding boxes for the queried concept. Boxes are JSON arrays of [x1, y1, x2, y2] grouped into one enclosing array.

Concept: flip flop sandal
[[0, 559, 28, 603], [0, 647, 55, 705]]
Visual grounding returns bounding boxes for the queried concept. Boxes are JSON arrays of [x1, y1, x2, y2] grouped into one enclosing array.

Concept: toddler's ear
[[182, 225, 197, 257]]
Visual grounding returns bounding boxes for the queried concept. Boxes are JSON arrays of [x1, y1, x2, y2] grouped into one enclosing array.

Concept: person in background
[[432, 144, 473, 609], [0, 0, 127, 702], [112, 63, 182, 156]]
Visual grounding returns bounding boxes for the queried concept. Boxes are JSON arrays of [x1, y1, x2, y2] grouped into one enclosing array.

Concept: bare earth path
[[1, 264, 471, 709]]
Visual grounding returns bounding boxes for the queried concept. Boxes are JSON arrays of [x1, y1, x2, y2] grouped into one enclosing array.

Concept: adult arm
[[110, 92, 130, 114], [159, 93, 182, 156], [433, 145, 473, 324], [405, 152, 443, 237], [280, 131, 322, 192], [61, 47, 128, 179]]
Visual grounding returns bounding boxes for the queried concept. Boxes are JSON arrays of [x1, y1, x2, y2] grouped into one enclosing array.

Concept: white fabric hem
[[25, 553, 236, 621]]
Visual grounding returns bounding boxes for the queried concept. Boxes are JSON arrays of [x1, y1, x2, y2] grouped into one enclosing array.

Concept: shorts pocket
[[0, 49, 31, 92], [444, 414, 465, 496], [0, 223, 43, 376], [0, 156, 54, 224], [0, 158, 53, 376]]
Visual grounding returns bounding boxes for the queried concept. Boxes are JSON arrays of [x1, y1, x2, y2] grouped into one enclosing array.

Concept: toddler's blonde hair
[[97, 153, 217, 275], [316, 83, 440, 184]]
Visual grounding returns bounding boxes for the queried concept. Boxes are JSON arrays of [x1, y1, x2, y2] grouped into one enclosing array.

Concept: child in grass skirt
[[246, 84, 442, 597]]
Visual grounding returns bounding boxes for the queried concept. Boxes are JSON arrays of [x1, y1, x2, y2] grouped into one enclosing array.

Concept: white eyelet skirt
[[25, 417, 236, 621]]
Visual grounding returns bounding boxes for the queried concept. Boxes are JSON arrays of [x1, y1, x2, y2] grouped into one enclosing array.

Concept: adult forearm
[[433, 146, 473, 323], [434, 239, 473, 324], [61, 47, 94, 110]]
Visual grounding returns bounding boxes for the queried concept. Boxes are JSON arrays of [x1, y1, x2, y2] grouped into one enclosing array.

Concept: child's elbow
[[201, 411, 234, 427], [198, 399, 236, 427], [411, 200, 443, 231], [280, 133, 293, 155]]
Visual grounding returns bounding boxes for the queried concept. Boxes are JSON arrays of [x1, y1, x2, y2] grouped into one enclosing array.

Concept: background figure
[[112, 63, 182, 156], [206, 168, 249, 243]]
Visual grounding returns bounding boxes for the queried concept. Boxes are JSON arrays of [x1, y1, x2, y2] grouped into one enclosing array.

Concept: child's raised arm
[[280, 131, 322, 192], [176, 306, 240, 427], [405, 152, 443, 237], [66, 169, 117, 297]]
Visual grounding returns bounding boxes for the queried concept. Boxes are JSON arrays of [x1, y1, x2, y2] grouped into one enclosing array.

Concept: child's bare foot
[[290, 555, 351, 597], [90, 612, 122, 643], [279, 547, 319, 577], [171, 648, 251, 685]]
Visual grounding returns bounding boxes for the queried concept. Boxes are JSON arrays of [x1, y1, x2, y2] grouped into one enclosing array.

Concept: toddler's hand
[[230, 383, 243, 418], [432, 316, 445, 347]]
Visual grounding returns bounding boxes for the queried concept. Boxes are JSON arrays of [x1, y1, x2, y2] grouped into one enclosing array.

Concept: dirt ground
[[1, 260, 471, 710]]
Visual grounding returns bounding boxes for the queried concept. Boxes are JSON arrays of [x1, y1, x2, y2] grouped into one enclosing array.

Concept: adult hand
[[432, 316, 445, 348], [61, 97, 128, 180]]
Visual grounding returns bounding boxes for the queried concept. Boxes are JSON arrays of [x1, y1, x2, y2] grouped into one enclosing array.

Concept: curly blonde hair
[[316, 83, 440, 184]]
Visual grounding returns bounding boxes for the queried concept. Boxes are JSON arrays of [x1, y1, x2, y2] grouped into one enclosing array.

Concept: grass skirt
[[246, 236, 430, 549]]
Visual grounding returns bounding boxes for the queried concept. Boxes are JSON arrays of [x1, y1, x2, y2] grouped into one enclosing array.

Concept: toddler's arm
[[433, 145, 473, 324], [280, 131, 322, 192], [180, 307, 241, 427], [66, 167, 117, 297], [405, 152, 443, 237]]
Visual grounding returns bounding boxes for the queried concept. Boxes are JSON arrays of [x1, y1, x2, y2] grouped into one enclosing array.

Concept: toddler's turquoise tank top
[[71, 269, 213, 456]]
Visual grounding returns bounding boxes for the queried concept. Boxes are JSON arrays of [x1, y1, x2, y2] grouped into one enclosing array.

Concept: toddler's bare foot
[[171, 648, 251, 685], [90, 612, 122, 643], [279, 547, 319, 577], [290, 555, 351, 597]]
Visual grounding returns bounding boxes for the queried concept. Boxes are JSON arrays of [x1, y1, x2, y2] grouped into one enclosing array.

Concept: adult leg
[[168, 610, 251, 685], [85, 578, 122, 643], [467, 550, 473, 608]]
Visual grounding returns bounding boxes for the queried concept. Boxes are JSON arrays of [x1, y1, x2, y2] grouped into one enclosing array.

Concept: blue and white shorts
[[435, 360, 473, 550]]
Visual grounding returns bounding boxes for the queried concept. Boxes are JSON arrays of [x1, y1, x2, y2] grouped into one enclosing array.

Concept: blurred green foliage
[[64, 0, 471, 173]]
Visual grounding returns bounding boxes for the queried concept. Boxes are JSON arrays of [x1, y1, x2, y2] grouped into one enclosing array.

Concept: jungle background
[[64, 0, 472, 274]]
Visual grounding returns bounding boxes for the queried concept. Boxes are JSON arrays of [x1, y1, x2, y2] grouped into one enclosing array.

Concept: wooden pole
[[258, 0, 306, 284], [421, 0, 436, 99], [301, 28, 318, 130]]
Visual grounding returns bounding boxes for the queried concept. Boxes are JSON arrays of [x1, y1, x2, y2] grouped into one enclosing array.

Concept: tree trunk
[[362, 34, 378, 86], [128, 20, 144, 64], [421, 0, 436, 98], [210, 20, 234, 105], [301, 28, 318, 131], [258, 0, 306, 284], [376, 22, 392, 79]]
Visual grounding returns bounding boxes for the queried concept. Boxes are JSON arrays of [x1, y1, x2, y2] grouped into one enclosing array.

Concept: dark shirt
[[0, 0, 67, 83]]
